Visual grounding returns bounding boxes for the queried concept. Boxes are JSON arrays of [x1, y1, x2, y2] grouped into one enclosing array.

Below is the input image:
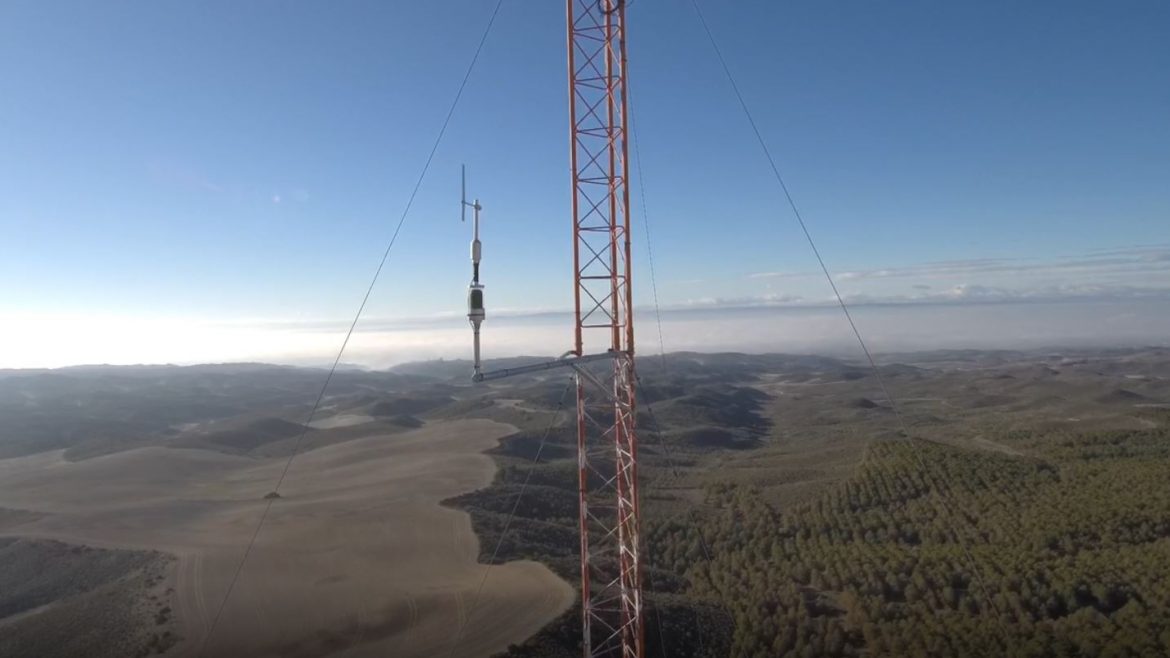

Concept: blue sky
[[1, 1, 1167, 367]]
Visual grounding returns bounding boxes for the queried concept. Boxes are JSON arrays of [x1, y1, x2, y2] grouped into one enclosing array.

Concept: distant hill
[[0, 538, 175, 658], [173, 417, 312, 455], [0, 364, 414, 459]]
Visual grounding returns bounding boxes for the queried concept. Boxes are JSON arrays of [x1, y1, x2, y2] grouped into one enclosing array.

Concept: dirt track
[[0, 419, 573, 657]]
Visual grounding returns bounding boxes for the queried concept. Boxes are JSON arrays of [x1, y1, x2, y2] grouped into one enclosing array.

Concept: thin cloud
[[748, 248, 1170, 283], [747, 270, 820, 280], [1085, 243, 1170, 258], [838, 283, 1170, 306], [675, 293, 806, 309], [664, 283, 1170, 311], [834, 251, 1170, 281]]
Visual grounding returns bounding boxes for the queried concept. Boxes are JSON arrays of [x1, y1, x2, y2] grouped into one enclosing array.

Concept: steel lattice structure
[[567, 1, 642, 656]]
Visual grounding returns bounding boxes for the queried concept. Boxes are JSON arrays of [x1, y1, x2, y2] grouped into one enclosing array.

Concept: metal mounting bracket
[[472, 350, 620, 383]]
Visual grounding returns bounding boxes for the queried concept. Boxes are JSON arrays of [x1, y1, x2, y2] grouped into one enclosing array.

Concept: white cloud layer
[[3, 300, 1167, 370]]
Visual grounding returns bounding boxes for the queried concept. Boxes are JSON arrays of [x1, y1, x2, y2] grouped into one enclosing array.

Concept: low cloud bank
[[5, 300, 1163, 370]]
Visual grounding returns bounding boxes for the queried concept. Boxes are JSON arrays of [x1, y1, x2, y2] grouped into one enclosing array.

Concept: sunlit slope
[[0, 419, 572, 658]]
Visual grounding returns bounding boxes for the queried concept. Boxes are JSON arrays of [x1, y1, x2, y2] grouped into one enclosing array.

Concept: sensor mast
[[463, 165, 485, 379], [463, 2, 643, 655]]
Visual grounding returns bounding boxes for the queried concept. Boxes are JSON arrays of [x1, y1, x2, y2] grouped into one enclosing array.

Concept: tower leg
[[568, 0, 640, 655]]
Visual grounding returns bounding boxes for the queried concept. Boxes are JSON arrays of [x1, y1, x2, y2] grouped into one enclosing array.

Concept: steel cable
[[197, 1, 507, 652], [685, 0, 1013, 644]]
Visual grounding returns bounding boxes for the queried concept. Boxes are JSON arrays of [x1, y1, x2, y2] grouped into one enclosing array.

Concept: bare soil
[[0, 419, 573, 658]]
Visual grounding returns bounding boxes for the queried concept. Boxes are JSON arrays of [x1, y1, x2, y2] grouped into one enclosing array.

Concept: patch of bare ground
[[0, 420, 572, 658]]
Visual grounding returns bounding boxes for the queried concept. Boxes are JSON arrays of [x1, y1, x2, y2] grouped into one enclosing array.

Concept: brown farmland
[[0, 418, 573, 657]]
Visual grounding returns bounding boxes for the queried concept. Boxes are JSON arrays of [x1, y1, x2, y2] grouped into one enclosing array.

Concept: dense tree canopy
[[648, 428, 1170, 657]]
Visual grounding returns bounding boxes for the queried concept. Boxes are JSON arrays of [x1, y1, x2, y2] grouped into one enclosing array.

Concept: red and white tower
[[467, 2, 642, 654], [567, 1, 642, 656]]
